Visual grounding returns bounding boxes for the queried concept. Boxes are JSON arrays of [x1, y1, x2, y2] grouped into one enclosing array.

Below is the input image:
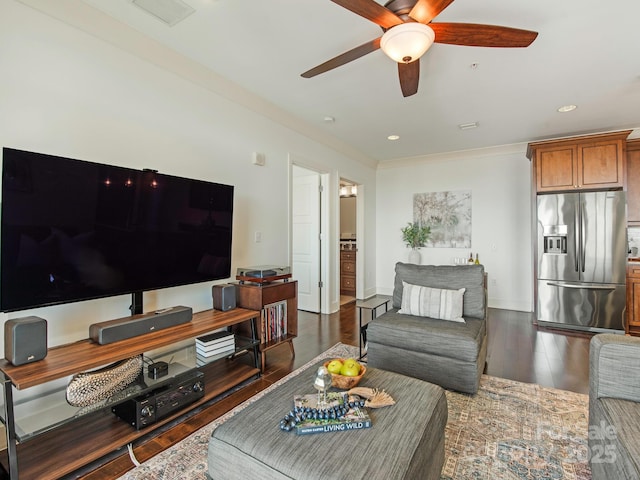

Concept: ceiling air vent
[[131, 0, 195, 26]]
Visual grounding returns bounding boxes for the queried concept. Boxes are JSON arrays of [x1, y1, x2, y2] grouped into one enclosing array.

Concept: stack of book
[[196, 331, 235, 366]]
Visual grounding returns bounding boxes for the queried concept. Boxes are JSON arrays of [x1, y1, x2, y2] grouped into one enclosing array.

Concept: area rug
[[118, 343, 591, 480], [442, 375, 590, 480]]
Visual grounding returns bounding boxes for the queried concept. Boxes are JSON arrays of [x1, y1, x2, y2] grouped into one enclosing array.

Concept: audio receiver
[[112, 370, 204, 430]]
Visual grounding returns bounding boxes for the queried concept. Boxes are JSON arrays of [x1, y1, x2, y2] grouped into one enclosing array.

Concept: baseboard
[[487, 299, 532, 312], [362, 287, 377, 299]]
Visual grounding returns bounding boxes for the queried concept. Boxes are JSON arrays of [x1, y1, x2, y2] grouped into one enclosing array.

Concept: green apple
[[342, 358, 359, 370], [340, 360, 360, 377], [326, 359, 343, 374]]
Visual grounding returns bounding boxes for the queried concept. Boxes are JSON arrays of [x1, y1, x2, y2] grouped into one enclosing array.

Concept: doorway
[[339, 179, 357, 306]]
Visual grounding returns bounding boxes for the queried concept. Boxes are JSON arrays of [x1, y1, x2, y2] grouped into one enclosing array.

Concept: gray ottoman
[[208, 362, 447, 480]]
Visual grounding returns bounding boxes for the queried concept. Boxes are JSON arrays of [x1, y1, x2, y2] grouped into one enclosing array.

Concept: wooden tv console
[[0, 307, 261, 480]]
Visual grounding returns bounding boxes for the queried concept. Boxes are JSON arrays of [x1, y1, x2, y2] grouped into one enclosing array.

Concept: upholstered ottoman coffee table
[[207, 362, 447, 480]]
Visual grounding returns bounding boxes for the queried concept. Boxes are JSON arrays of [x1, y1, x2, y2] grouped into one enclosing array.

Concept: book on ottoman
[[291, 392, 371, 435]]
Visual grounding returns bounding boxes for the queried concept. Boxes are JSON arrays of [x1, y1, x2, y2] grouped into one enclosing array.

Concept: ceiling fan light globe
[[380, 23, 435, 63]]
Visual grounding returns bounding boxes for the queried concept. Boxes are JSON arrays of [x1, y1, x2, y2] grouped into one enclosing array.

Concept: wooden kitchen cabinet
[[626, 139, 640, 225], [527, 131, 631, 193], [340, 250, 356, 296], [626, 263, 640, 336]]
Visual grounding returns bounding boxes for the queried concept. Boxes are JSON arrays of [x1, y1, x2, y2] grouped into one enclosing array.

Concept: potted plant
[[401, 222, 430, 264]]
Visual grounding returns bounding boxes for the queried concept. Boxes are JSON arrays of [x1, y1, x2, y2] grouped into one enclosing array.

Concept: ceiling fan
[[301, 0, 538, 97]]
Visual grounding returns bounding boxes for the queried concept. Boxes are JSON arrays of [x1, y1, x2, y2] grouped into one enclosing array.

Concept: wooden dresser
[[340, 250, 356, 296]]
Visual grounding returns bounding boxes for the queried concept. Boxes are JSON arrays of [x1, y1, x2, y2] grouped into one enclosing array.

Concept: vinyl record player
[[236, 265, 291, 284]]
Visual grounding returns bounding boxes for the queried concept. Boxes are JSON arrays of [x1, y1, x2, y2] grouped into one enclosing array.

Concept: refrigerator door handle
[[580, 198, 586, 273], [574, 203, 580, 272], [546, 281, 616, 291]]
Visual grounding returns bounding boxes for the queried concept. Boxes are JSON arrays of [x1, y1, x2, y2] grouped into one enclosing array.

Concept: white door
[[292, 166, 321, 312]]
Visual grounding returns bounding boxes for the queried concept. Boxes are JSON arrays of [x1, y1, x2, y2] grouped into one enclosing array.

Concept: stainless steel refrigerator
[[536, 191, 627, 332]]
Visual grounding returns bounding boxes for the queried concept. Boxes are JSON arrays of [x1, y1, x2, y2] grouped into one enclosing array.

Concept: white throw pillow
[[399, 282, 465, 322]]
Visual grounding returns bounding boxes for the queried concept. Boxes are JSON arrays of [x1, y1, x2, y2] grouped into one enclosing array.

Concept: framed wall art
[[413, 190, 471, 248]]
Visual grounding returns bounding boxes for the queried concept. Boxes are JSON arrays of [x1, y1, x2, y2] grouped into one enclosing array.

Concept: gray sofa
[[589, 334, 640, 479], [367, 263, 487, 394]]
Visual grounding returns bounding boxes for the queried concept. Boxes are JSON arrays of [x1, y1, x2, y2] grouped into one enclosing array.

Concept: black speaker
[[213, 284, 236, 311], [4, 316, 48, 366], [89, 306, 193, 345]]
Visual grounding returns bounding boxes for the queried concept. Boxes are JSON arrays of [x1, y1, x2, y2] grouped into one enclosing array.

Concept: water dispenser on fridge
[[542, 225, 567, 254]]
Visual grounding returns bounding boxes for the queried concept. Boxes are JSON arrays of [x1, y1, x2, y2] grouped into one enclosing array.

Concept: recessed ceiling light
[[557, 104, 577, 113], [458, 122, 479, 130], [387, 135, 400, 141], [323, 116, 335, 123]]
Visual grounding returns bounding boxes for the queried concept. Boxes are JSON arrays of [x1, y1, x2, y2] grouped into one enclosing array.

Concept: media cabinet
[[0, 307, 261, 480], [235, 280, 298, 371]]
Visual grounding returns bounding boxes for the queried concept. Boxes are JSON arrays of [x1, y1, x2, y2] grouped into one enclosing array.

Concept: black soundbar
[[89, 306, 193, 345]]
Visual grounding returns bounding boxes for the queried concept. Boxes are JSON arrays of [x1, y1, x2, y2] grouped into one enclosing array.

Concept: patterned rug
[[442, 375, 590, 480], [118, 343, 591, 480]]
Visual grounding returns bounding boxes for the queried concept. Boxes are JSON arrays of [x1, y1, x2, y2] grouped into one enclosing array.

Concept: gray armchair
[[367, 263, 487, 394], [589, 334, 640, 479]]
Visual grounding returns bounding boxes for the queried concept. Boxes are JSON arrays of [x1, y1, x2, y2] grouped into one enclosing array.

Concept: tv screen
[[1, 148, 234, 312]]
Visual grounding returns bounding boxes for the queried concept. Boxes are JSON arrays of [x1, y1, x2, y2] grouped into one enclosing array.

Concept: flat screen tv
[[1, 148, 234, 313]]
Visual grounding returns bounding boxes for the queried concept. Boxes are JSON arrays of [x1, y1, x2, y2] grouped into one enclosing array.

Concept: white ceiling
[[57, 1, 640, 162]]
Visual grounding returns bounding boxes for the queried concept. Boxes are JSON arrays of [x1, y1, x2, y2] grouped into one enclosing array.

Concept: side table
[[356, 296, 391, 359]]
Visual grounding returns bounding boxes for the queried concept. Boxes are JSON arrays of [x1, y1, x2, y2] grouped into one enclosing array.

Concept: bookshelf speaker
[[213, 284, 236, 311], [4, 316, 48, 366]]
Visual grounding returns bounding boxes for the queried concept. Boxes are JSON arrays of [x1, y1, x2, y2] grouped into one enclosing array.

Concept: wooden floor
[[484, 308, 591, 393], [78, 305, 591, 479]]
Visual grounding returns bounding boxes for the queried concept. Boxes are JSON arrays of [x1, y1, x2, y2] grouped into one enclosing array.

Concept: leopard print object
[[66, 355, 143, 407]]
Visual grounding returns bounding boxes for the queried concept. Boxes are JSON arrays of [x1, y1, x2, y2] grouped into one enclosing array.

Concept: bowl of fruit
[[323, 358, 366, 390]]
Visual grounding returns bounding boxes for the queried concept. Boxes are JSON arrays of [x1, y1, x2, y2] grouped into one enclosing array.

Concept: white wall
[[376, 145, 533, 312], [0, 0, 377, 348]]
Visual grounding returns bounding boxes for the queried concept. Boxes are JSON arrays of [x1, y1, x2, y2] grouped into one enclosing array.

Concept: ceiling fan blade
[[301, 38, 382, 78], [330, 0, 403, 29], [409, 0, 455, 24], [430, 23, 538, 47], [398, 60, 420, 97]]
